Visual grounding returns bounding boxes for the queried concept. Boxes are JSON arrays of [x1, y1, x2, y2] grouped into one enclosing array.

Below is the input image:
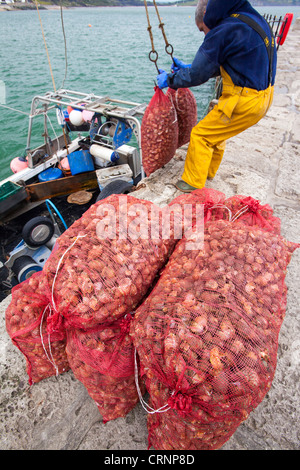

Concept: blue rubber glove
[[171, 57, 192, 73], [157, 69, 169, 89]]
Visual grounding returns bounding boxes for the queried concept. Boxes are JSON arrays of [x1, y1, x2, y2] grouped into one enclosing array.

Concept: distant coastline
[[0, 1, 299, 13]]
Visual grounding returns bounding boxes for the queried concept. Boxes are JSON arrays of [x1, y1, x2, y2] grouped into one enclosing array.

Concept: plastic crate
[[96, 164, 133, 190], [0, 182, 27, 218], [0, 181, 22, 201]]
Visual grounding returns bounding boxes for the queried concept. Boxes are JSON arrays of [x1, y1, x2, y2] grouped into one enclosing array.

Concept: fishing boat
[[0, 12, 294, 301], [0, 88, 148, 300]]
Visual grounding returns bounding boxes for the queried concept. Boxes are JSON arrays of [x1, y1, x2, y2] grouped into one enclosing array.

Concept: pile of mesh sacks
[[6, 188, 299, 448]]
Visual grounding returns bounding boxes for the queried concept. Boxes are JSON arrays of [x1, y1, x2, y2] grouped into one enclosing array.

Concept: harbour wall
[[0, 18, 299, 451]]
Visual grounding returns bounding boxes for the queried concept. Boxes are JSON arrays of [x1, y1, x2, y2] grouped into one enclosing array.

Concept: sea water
[[0, 5, 299, 181]]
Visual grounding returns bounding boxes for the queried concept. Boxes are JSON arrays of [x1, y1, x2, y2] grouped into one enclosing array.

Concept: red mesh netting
[[130, 220, 299, 450], [167, 88, 198, 148], [170, 191, 282, 234], [223, 195, 282, 234], [169, 187, 227, 227], [141, 86, 178, 176], [43, 194, 176, 331], [66, 315, 145, 423], [5, 272, 69, 385]]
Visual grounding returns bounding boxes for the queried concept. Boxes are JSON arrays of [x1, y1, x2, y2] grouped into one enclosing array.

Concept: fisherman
[[157, 0, 277, 193]]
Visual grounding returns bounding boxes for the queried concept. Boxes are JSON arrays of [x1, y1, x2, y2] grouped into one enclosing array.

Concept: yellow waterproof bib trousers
[[182, 67, 274, 189]]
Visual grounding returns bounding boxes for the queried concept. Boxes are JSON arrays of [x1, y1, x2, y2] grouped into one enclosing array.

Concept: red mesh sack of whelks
[[141, 86, 178, 176], [66, 314, 145, 423], [167, 88, 198, 148], [5, 271, 69, 385], [131, 218, 299, 450], [43, 194, 177, 330]]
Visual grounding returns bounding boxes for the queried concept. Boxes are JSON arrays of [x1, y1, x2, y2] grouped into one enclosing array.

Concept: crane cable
[[152, 0, 174, 62], [143, 0, 175, 73], [143, 0, 160, 73], [34, 0, 69, 153], [60, 1, 68, 89], [34, 0, 56, 91]]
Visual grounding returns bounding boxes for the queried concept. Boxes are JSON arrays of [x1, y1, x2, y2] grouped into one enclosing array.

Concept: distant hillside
[[39, 1, 145, 6], [25, 0, 300, 7], [13, 0, 300, 7], [172, 0, 300, 5]]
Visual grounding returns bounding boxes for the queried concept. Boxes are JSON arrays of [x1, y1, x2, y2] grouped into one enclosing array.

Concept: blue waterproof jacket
[[167, 0, 277, 91]]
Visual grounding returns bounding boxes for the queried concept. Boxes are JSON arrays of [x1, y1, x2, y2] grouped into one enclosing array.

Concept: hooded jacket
[[168, 0, 277, 91]]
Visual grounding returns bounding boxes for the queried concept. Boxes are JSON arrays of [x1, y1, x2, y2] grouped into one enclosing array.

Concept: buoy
[[82, 109, 95, 123], [88, 24, 92, 27], [69, 109, 84, 126], [59, 156, 71, 176], [10, 157, 28, 173]]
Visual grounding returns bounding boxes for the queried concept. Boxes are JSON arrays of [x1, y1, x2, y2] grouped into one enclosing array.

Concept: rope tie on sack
[[39, 234, 87, 373], [46, 234, 87, 336], [166, 92, 178, 125], [134, 349, 194, 416], [40, 304, 59, 377], [205, 203, 233, 222], [134, 349, 171, 414], [167, 390, 193, 415]]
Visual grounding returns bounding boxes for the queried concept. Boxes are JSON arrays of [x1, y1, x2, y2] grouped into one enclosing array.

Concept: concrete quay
[[0, 18, 299, 451]]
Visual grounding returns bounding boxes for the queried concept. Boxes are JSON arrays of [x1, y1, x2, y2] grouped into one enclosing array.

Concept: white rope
[[51, 234, 87, 312], [38, 234, 88, 376], [44, 112, 61, 154], [134, 349, 171, 414], [231, 205, 249, 223], [167, 92, 178, 125], [0, 103, 29, 116], [209, 203, 233, 221], [39, 304, 59, 376]]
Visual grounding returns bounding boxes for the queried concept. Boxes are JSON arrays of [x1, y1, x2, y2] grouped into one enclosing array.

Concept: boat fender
[[10, 156, 28, 173], [59, 156, 71, 176], [69, 109, 84, 126], [82, 109, 95, 123], [277, 13, 293, 46]]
